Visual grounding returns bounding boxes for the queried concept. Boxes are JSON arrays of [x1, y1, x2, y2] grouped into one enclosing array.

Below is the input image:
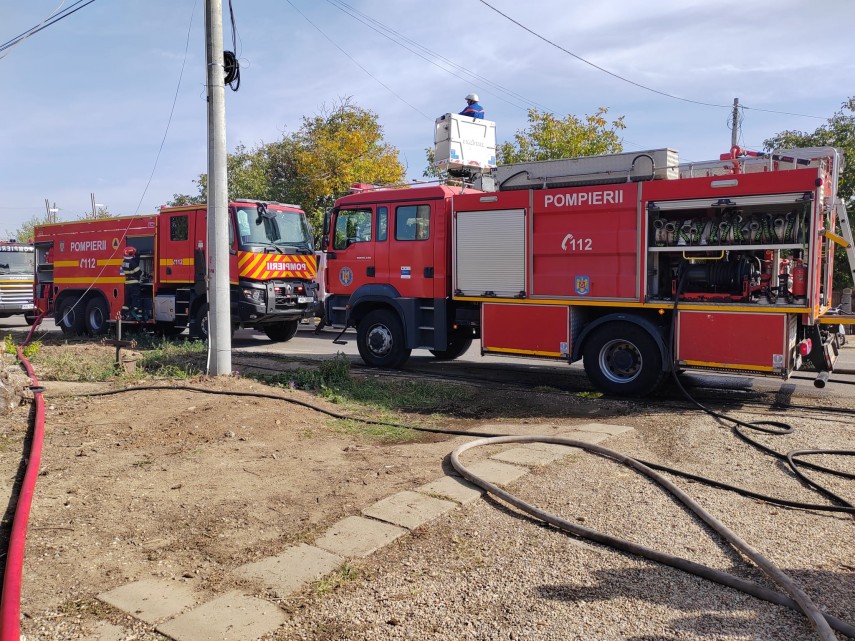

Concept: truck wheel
[[357, 309, 411, 368], [57, 298, 84, 336], [263, 321, 299, 342], [190, 303, 209, 340], [429, 331, 473, 361], [84, 298, 110, 335], [24, 315, 37, 326], [582, 322, 665, 397]]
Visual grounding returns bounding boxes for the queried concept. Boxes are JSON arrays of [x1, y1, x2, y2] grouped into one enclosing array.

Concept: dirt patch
[[0, 338, 628, 638]]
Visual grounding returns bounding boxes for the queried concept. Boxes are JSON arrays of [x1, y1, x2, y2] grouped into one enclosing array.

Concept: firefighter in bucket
[[121, 245, 143, 320]]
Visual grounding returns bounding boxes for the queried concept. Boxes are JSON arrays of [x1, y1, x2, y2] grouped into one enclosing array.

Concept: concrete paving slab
[[314, 516, 406, 558], [465, 459, 528, 486], [234, 543, 343, 597], [572, 422, 634, 436], [491, 446, 569, 466], [80, 621, 126, 641], [416, 475, 483, 504], [362, 490, 456, 530], [97, 578, 197, 624], [156, 591, 285, 641]]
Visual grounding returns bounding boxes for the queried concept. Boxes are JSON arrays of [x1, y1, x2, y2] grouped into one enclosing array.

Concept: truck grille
[[0, 279, 33, 304], [272, 282, 308, 310]]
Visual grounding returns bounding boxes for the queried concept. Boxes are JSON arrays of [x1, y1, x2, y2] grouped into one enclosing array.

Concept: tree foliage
[[765, 97, 855, 289], [170, 99, 405, 230], [498, 107, 625, 164], [6, 212, 56, 243]]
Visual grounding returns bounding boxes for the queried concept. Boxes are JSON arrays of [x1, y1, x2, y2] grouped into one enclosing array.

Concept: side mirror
[[322, 209, 332, 237], [320, 235, 329, 250]]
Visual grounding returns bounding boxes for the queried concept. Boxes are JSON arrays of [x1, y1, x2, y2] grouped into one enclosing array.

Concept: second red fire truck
[[33, 201, 319, 341], [321, 144, 854, 396]]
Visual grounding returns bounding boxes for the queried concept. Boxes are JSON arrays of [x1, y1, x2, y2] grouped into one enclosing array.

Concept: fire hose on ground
[[2, 328, 854, 639]]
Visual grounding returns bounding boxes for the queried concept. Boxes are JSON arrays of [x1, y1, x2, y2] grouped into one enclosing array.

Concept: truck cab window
[[377, 206, 388, 241], [334, 209, 372, 249], [170, 215, 189, 241], [395, 204, 430, 241]]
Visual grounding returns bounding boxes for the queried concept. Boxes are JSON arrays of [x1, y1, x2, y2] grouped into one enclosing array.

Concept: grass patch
[[29, 335, 207, 382], [253, 355, 476, 416], [135, 337, 207, 378], [314, 562, 359, 596], [3, 334, 40, 359]]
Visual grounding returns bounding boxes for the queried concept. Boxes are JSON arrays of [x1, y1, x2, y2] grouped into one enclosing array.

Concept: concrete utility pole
[[205, 0, 231, 375], [731, 97, 740, 149]]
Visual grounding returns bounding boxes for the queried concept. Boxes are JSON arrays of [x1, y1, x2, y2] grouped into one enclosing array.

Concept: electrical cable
[[284, 0, 432, 121], [35, 374, 854, 635], [27, 0, 200, 346], [56, 382, 854, 514], [0, 0, 96, 60], [475, 0, 828, 121], [224, 0, 240, 91], [668, 266, 854, 511], [451, 436, 851, 640]]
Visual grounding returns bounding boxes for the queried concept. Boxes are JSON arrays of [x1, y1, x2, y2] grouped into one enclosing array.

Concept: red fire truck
[[33, 201, 319, 341], [321, 146, 854, 395]]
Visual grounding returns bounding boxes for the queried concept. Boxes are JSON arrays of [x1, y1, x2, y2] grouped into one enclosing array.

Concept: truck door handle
[[424, 267, 434, 278], [327, 252, 337, 260], [166, 267, 172, 275], [367, 266, 375, 277]]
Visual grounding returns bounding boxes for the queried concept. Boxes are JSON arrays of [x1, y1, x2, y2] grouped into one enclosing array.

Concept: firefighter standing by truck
[[120, 246, 143, 320]]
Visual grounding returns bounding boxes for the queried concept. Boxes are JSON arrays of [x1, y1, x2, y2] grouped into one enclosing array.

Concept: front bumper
[[236, 280, 320, 324]]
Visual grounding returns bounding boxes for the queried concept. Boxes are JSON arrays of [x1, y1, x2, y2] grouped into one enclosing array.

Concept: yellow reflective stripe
[[483, 346, 564, 358], [158, 258, 195, 266], [54, 277, 125, 284], [53, 260, 79, 267], [681, 360, 775, 372], [98, 259, 122, 266]]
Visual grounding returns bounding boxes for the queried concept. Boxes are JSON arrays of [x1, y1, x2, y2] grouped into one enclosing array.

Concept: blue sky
[[2, 0, 853, 235]]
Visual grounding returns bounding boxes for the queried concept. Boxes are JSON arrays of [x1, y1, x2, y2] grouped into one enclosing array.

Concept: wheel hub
[[367, 324, 393, 356], [600, 339, 641, 383]]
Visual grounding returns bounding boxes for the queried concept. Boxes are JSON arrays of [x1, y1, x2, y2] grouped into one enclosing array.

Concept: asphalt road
[[3, 314, 854, 404]]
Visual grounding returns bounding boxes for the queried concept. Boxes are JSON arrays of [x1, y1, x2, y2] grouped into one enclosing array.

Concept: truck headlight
[[241, 288, 265, 305]]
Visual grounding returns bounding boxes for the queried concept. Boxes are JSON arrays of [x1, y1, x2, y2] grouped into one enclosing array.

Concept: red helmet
[[123, 246, 137, 257]]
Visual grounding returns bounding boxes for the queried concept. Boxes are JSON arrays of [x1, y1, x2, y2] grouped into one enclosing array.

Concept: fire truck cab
[[322, 146, 853, 396], [34, 201, 319, 340]]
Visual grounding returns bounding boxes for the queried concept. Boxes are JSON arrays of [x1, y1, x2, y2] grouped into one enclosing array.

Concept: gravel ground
[[274, 408, 855, 641]]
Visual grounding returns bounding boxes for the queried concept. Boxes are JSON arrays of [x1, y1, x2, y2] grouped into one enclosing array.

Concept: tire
[[429, 331, 473, 361], [357, 309, 411, 368], [83, 297, 110, 336], [190, 303, 209, 340], [24, 315, 37, 326], [57, 298, 84, 336], [263, 320, 299, 342], [582, 322, 665, 397]]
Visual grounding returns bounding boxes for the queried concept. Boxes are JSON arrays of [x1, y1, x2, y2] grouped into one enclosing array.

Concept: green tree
[[177, 99, 405, 230], [77, 206, 112, 220], [498, 107, 625, 164], [764, 97, 855, 288], [7, 211, 58, 243]]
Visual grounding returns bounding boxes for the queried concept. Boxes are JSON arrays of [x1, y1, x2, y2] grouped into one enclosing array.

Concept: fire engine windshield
[[234, 205, 313, 252], [0, 250, 34, 274]]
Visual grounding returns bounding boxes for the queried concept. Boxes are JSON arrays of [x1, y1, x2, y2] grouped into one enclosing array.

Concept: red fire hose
[[0, 316, 46, 640]]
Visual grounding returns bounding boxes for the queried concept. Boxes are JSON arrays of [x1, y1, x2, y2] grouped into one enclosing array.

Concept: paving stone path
[[89, 423, 632, 640]]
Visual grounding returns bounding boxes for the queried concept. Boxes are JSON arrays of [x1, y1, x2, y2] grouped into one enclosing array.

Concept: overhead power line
[[132, 0, 198, 215], [0, 0, 97, 59], [324, 0, 555, 114], [476, 0, 827, 121], [285, 0, 432, 120]]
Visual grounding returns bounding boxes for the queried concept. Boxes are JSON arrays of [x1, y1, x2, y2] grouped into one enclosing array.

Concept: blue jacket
[[459, 102, 484, 119]]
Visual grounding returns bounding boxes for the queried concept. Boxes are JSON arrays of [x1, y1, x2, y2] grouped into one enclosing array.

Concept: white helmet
[[465, 93, 479, 102]]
